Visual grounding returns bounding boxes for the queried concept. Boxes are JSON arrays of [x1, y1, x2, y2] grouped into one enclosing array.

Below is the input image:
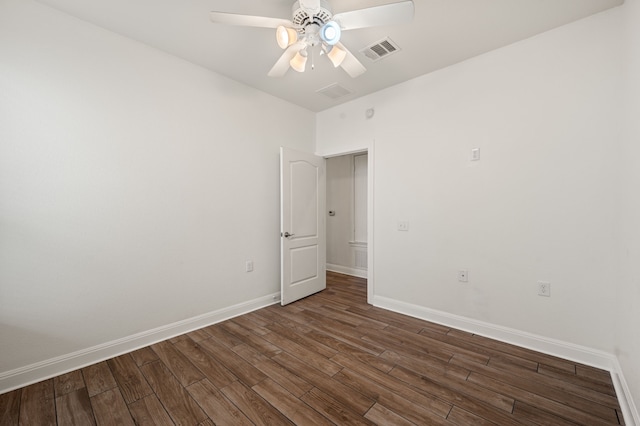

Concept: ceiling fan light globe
[[320, 21, 341, 45], [276, 26, 297, 49], [290, 50, 308, 72], [327, 45, 347, 67]]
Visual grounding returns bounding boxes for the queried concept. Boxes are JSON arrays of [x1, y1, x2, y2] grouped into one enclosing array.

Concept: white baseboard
[[0, 292, 280, 395], [326, 263, 367, 279], [373, 295, 639, 426], [610, 357, 640, 426]]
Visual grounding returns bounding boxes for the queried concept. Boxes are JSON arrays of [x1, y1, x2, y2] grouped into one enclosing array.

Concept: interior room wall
[[617, 0, 640, 413], [0, 0, 314, 387], [317, 0, 630, 395]]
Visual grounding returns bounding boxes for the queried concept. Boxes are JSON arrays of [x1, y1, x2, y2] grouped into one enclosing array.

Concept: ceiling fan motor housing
[[292, 0, 333, 32]]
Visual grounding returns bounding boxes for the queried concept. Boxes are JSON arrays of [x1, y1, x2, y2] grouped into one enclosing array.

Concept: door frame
[[319, 141, 374, 305]]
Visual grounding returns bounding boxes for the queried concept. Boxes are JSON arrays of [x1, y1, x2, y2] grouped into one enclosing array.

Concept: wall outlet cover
[[471, 148, 480, 161], [538, 281, 551, 297]]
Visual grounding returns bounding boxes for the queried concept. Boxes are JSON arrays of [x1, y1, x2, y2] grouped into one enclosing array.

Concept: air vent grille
[[361, 37, 401, 62], [316, 83, 352, 100]]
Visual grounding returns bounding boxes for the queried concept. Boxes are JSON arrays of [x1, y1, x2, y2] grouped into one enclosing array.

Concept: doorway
[[280, 146, 374, 305], [318, 145, 375, 304], [326, 153, 368, 278]]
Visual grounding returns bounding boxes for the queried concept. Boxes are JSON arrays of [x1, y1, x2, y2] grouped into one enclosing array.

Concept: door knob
[[283, 232, 294, 238]]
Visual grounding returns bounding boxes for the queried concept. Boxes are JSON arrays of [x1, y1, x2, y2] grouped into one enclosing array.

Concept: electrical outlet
[[397, 221, 409, 231], [458, 270, 468, 282], [471, 147, 480, 161], [538, 281, 551, 297], [245, 260, 254, 272]]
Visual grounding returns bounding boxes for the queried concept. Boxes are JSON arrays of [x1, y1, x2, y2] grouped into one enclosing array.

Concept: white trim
[[326, 263, 368, 279], [373, 295, 639, 426], [0, 292, 280, 395], [321, 148, 368, 158], [610, 357, 640, 426], [348, 241, 368, 248], [367, 142, 374, 305], [373, 295, 614, 367]]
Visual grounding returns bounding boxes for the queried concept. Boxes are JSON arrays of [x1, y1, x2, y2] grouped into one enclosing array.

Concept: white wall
[[353, 154, 368, 244], [318, 0, 633, 398], [0, 0, 314, 383], [618, 0, 640, 413]]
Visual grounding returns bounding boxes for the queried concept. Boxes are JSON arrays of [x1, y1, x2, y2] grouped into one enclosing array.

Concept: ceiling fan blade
[[268, 43, 305, 77], [332, 0, 414, 31], [336, 43, 366, 78], [210, 11, 294, 29]]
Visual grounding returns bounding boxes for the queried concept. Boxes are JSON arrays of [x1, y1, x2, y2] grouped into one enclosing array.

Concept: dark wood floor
[[0, 272, 624, 425]]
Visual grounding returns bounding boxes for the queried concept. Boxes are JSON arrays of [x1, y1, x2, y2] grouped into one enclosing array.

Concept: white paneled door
[[280, 147, 326, 305]]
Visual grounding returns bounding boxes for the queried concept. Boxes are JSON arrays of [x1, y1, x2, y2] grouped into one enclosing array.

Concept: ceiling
[[34, 0, 623, 112]]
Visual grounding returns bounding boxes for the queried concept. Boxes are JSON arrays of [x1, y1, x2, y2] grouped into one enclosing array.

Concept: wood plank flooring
[[0, 271, 625, 425]]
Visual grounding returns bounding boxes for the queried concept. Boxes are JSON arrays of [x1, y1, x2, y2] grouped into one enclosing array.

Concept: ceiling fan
[[210, 0, 414, 78]]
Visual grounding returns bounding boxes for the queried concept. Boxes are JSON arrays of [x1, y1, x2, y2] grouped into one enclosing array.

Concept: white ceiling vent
[[360, 37, 401, 62], [316, 83, 352, 100]]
